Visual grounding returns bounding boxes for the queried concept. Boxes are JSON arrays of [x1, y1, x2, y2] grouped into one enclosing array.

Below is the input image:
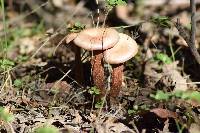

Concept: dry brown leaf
[[18, 37, 37, 54], [150, 108, 177, 119], [115, 5, 135, 25], [189, 123, 200, 133], [162, 61, 188, 91], [95, 117, 135, 133], [39, 81, 71, 102]]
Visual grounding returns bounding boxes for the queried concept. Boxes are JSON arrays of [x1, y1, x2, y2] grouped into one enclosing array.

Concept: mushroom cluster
[[66, 28, 138, 101]]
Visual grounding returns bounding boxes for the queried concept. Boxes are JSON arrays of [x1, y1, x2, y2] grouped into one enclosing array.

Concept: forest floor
[[0, 0, 200, 133]]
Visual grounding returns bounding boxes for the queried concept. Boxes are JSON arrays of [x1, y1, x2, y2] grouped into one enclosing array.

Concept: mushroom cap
[[73, 28, 119, 51], [104, 33, 138, 64], [66, 33, 78, 44]]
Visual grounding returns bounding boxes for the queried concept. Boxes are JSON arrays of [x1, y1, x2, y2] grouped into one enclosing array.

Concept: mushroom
[[73, 28, 119, 96], [104, 33, 138, 99], [66, 33, 84, 85]]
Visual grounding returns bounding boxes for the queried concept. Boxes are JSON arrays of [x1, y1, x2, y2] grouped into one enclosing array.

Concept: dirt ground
[[0, 0, 200, 133]]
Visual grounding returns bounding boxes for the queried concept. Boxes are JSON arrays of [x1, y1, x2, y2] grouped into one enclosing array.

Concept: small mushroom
[[73, 28, 119, 96], [104, 33, 138, 99], [66, 33, 84, 85]]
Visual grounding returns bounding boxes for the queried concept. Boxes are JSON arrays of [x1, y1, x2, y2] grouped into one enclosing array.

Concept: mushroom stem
[[72, 45, 84, 85], [110, 64, 123, 98], [91, 50, 105, 96]]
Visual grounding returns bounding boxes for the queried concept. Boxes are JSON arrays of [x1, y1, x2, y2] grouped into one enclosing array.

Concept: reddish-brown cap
[[104, 33, 138, 64], [73, 28, 119, 51]]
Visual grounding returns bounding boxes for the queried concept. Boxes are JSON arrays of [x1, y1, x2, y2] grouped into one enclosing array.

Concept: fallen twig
[[175, 0, 200, 64]]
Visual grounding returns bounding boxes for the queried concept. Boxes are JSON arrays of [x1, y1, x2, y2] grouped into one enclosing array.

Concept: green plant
[[0, 107, 14, 122], [14, 79, 23, 88], [105, 0, 127, 10], [69, 22, 85, 33], [150, 16, 172, 28], [95, 100, 104, 109], [150, 90, 170, 100], [0, 59, 15, 70], [106, 0, 127, 6], [88, 86, 100, 95], [154, 53, 172, 64], [34, 125, 59, 133], [128, 104, 150, 115], [0, 0, 8, 55], [151, 90, 200, 103], [16, 55, 29, 62]]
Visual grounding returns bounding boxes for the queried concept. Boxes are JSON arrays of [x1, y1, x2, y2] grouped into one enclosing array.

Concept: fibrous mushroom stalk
[[91, 50, 105, 96], [110, 64, 123, 98], [66, 33, 84, 85], [73, 46, 84, 85]]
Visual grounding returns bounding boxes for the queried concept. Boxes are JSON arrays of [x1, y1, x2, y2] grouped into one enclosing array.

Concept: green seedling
[[95, 100, 104, 109], [154, 53, 172, 64], [0, 107, 14, 122], [151, 90, 200, 104], [16, 55, 29, 62], [180, 91, 200, 103], [150, 16, 172, 28], [0, 59, 15, 70], [69, 22, 85, 33], [106, 0, 127, 6], [14, 79, 23, 88], [128, 104, 150, 115], [105, 0, 127, 10], [150, 90, 170, 101], [34, 124, 59, 133], [88, 86, 100, 95]]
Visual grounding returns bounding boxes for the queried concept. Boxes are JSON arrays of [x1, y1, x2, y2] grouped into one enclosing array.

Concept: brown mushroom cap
[[73, 28, 119, 51], [104, 33, 138, 64]]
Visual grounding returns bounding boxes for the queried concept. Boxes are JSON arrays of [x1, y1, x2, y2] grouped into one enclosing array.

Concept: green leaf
[[154, 53, 172, 64], [106, 0, 127, 7], [0, 59, 15, 70], [189, 91, 200, 103], [69, 22, 85, 33], [95, 100, 104, 108], [151, 16, 171, 28], [0, 107, 14, 122], [14, 79, 23, 88], [128, 109, 136, 115], [17, 55, 29, 62], [88, 87, 100, 95], [173, 91, 183, 98], [34, 125, 59, 133], [181, 91, 191, 99], [151, 90, 170, 100]]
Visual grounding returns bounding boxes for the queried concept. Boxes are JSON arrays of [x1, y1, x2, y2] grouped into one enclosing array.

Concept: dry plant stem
[[190, 0, 200, 64], [110, 64, 123, 98], [176, 0, 200, 64], [91, 50, 105, 96], [175, 19, 200, 64]]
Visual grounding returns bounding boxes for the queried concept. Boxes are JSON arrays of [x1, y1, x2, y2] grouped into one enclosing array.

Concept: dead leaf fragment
[[150, 108, 177, 119], [19, 37, 36, 54], [95, 117, 135, 133], [162, 62, 188, 91], [189, 123, 200, 133]]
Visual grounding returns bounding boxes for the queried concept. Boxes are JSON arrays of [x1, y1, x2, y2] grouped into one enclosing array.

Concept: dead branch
[[175, 0, 200, 65]]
